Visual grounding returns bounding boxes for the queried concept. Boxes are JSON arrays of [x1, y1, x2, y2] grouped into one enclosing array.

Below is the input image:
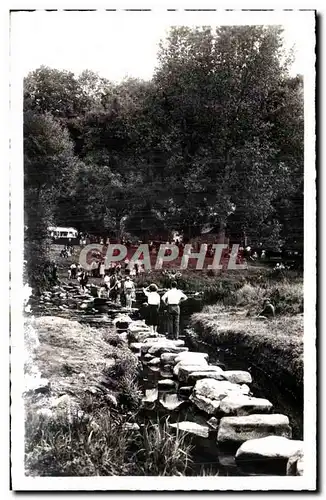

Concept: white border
[[8, 4, 316, 493]]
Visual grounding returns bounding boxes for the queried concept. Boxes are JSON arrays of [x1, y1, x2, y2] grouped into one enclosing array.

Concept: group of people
[[142, 281, 188, 339]]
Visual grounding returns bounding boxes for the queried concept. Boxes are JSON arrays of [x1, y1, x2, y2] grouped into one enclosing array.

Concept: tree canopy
[[24, 25, 303, 254]]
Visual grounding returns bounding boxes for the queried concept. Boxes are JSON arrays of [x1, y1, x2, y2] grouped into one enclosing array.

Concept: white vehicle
[[48, 226, 78, 241]]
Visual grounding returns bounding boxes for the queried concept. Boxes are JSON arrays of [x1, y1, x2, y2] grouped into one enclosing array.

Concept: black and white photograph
[[9, 5, 316, 491]]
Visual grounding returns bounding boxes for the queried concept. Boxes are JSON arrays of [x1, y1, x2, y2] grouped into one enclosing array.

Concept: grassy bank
[[24, 316, 193, 476]]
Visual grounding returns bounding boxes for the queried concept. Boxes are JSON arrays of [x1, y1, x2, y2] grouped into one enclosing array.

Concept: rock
[[144, 353, 155, 361], [178, 365, 224, 383], [148, 344, 188, 356], [287, 449, 304, 476], [160, 368, 174, 378], [169, 421, 210, 438], [130, 342, 143, 353], [158, 379, 176, 389], [159, 393, 187, 411], [207, 417, 219, 429], [148, 365, 160, 373], [147, 357, 161, 366], [188, 370, 226, 384], [173, 360, 208, 377], [190, 379, 250, 415], [223, 370, 252, 385], [161, 353, 178, 365], [235, 436, 303, 475], [236, 436, 303, 462], [178, 386, 193, 398], [174, 352, 209, 365], [220, 395, 273, 416], [142, 388, 158, 404], [217, 414, 292, 445]]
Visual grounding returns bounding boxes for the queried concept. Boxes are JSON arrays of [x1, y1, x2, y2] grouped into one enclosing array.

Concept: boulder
[[190, 379, 250, 415], [144, 353, 155, 361], [158, 379, 176, 390], [217, 414, 292, 445], [130, 342, 143, 353], [148, 344, 188, 356], [161, 353, 178, 365], [236, 436, 303, 475], [147, 357, 161, 366], [169, 421, 210, 438], [219, 395, 273, 416], [236, 436, 303, 462], [159, 393, 187, 411], [173, 360, 208, 377], [178, 365, 224, 383], [287, 449, 304, 476], [174, 352, 209, 365], [142, 388, 158, 404], [188, 370, 226, 384], [223, 370, 252, 385], [178, 386, 193, 398], [207, 417, 219, 429]]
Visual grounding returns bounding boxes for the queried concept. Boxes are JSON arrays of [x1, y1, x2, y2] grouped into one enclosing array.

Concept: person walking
[[124, 276, 135, 310], [161, 281, 187, 340], [143, 284, 161, 333]]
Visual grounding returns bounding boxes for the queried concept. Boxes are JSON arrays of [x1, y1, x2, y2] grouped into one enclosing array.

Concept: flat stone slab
[[188, 370, 226, 384], [174, 352, 209, 365], [178, 386, 193, 397], [236, 436, 303, 462], [147, 357, 161, 366], [161, 353, 178, 364], [159, 393, 187, 411], [130, 342, 143, 352], [190, 379, 250, 415], [158, 379, 176, 389], [223, 370, 252, 385], [219, 395, 273, 416], [148, 345, 188, 356], [173, 361, 208, 377], [142, 388, 158, 404], [217, 414, 292, 445], [169, 421, 210, 438], [178, 365, 224, 383]]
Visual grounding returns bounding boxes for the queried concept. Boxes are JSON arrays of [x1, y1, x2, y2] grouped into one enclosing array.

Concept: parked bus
[[48, 226, 79, 245]]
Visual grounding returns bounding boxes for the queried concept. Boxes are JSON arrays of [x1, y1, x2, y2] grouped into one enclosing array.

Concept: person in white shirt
[[143, 283, 161, 333], [161, 281, 187, 339], [124, 276, 135, 310]]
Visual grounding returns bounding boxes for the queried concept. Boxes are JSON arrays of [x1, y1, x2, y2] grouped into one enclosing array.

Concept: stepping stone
[[158, 379, 176, 389], [169, 421, 210, 438], [148, 345, 188, 356], [217, 414, 292, 445], [223, 371, 252, 385], [207, 417, 219, 429], [159, 393, 187, 411], [236, 435, 303, 462], [161, 353, 178, 365], [190, 379, 250, 415], [160, 368, 174, 378], [130, 342, 143, 353], [178, 386, 193, 398], [188, 371, 226, 383], [144, 353, 155, 361], [236, 436, 303, 475], [147, 357, 161, 366], [219, 395, 273, 416], [173, 361, 208, 377], [174, 352, 209, 365], [142, 388, 158, 404], [148, 365, 160, 373]]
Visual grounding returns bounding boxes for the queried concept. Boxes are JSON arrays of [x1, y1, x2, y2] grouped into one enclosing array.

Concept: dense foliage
[[24, 25, 303, 276]]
